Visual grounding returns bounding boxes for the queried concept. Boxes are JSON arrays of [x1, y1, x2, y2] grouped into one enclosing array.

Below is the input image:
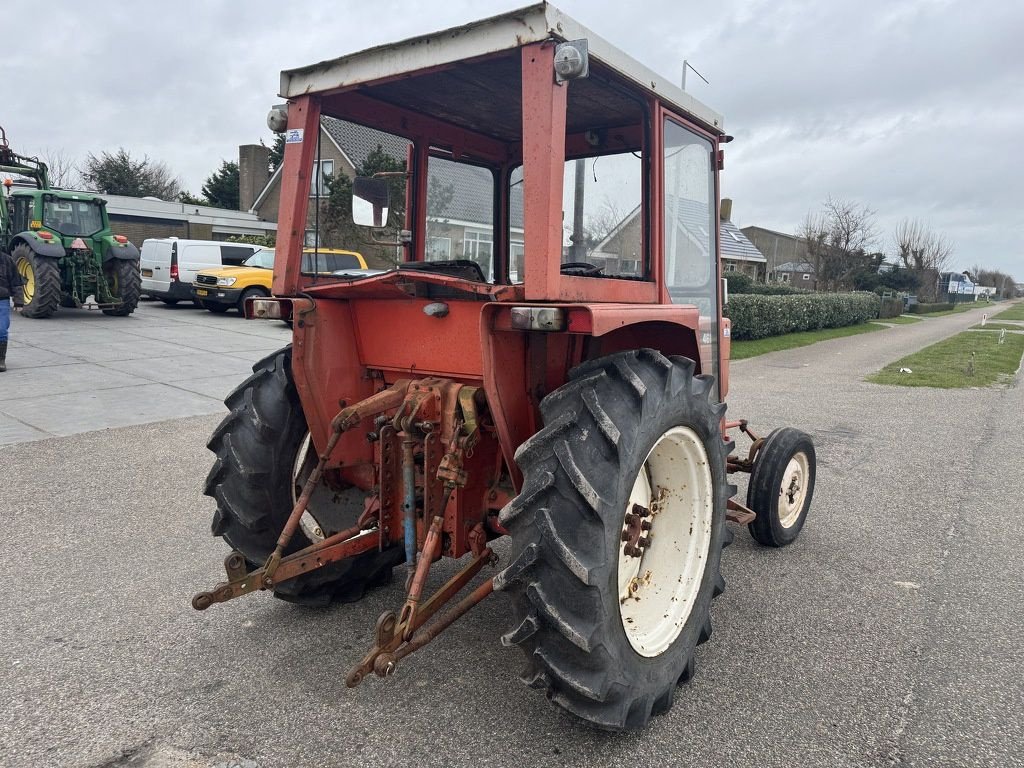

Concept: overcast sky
[[5, 0, 1022, 278]]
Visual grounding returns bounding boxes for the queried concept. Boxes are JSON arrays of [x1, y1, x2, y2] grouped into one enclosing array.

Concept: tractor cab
[[268, 2, 728, 396]]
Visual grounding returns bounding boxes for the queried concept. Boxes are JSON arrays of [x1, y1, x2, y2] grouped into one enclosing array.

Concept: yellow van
[[192, 248, 366, 313]]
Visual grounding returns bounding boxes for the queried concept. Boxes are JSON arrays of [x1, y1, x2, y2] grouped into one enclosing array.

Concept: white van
[[140, 238, 262, 304]]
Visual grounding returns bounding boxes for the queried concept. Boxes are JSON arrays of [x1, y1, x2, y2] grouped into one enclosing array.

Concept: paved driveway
[[0, 301, 290, 444], [4, 301, 1022, 767]]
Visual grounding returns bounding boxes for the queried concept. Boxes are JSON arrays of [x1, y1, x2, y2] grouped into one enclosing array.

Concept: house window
[[310, 159, 334, 198], [463, 229, 494, 274], [802, 273, 810, 281], [426, 236, 451, 260], [781, 273, 790, 283], [304, 229, 319, 247]]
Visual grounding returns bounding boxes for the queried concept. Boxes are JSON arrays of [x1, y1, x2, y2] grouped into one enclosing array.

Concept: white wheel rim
[[777, 452, 810, 529], [618, 426, 714, 658], [293, 432, 326, 542]]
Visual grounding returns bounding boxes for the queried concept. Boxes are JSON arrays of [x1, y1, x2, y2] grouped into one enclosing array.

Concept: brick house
[[246, 118, 404, 243], [741, 225, 811, 283]]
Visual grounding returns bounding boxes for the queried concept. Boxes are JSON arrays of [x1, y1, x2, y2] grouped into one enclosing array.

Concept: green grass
[[994, 302, 1024, 321], [731, 323, 884, 360], [914, 303, 981, 318], [868, 330, 1024, 388], [970, 322, 1024, 331], [875, 315, 922, 325]]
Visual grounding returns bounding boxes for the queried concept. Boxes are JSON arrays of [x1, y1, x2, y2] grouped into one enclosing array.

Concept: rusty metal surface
[[345, 546, 495, 687], [726, 498, 757, 526], [399, 516, 444, 639], [191, 529, 378, 610]]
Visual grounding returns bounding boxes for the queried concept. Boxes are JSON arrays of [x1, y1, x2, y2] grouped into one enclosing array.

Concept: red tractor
[[193, 3, 816, 730]]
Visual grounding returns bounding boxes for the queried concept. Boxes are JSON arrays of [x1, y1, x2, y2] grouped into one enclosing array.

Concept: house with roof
[[592, 196, 766, 280], [775, 260, 817, 289], [741, 225, 811, 283], [244, 117, 410, 243], [718, 200, 766, 280]]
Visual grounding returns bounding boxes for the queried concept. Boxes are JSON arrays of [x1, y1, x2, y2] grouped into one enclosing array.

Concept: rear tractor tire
[[746, 427, 816, 547], [204, 346, 403, 605], [13, 243, 61, 319], [102, 259, 142, 316], [497, 349, 733, 730]]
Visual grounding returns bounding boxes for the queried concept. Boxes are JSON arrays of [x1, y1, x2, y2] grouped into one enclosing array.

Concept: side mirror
[[352, 177, 391, 228]]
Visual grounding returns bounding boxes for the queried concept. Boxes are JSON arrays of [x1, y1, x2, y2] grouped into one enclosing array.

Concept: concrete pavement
[[0, 300, 290, 444]]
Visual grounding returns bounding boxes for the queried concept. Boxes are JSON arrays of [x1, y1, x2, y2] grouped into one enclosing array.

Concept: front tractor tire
[[497, 349, 733, 730], [13, 244, 61, 319], [746, 427, 816, 547], [102, 259, 142, 316], [204, 346, 402, 605]]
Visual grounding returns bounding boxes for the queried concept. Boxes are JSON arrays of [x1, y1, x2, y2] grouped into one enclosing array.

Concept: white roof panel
[[280, 2, 724, 133]]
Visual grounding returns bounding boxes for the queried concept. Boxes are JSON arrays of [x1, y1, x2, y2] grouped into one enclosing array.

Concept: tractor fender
[[101, 241, 140, 262], [12, 233, 65, 260]]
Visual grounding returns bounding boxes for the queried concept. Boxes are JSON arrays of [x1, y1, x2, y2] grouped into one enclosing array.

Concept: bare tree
[[892, 218, 954, 300], [800, 198, 877, 291], [823, 197, 877, 255], [39, 148, 80, 188]]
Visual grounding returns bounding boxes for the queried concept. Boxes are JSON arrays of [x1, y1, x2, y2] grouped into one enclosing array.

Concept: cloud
[[5, 0, 1020, 276]]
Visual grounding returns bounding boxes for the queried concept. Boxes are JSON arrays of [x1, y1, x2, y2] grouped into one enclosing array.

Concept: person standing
[[0, 249, 25, 372]]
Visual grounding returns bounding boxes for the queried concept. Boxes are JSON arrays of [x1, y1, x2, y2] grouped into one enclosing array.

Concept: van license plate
[[195, 289, 208, 296], [141, 269, 153, 277]]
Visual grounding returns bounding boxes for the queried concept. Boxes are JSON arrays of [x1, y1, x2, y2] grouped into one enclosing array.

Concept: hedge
[[724, 271, 810, 296], [725, 292, 881, 341], [909, 302, 956, 314], [879, 297, 904, 319]]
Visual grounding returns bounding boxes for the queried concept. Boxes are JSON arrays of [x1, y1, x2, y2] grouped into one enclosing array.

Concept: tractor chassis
[[191, 375, 782, 679], [722, 419, 765, 525], [192, 374, 502, 683]]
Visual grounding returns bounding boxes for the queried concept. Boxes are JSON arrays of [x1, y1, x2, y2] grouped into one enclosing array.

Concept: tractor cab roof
[[279, 2, 725, 138]]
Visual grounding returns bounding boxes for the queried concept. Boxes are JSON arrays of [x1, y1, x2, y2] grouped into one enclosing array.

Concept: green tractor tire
[[102, 259, 142, 317], [13, 243, 61, 319]]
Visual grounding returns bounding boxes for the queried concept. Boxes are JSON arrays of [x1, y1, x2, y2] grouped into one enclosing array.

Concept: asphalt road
[[3, 302, 1022, 768]]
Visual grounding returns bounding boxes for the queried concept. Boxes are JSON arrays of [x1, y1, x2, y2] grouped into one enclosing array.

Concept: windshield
[[42, 198, 104, 236], [243, 249, 275, 269]]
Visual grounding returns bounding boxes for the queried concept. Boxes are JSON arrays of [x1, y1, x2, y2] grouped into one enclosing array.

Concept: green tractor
[[0, 127, 141, 318]]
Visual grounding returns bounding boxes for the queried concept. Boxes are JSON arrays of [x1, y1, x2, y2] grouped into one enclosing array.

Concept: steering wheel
[[560, 261, 604, 277]]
